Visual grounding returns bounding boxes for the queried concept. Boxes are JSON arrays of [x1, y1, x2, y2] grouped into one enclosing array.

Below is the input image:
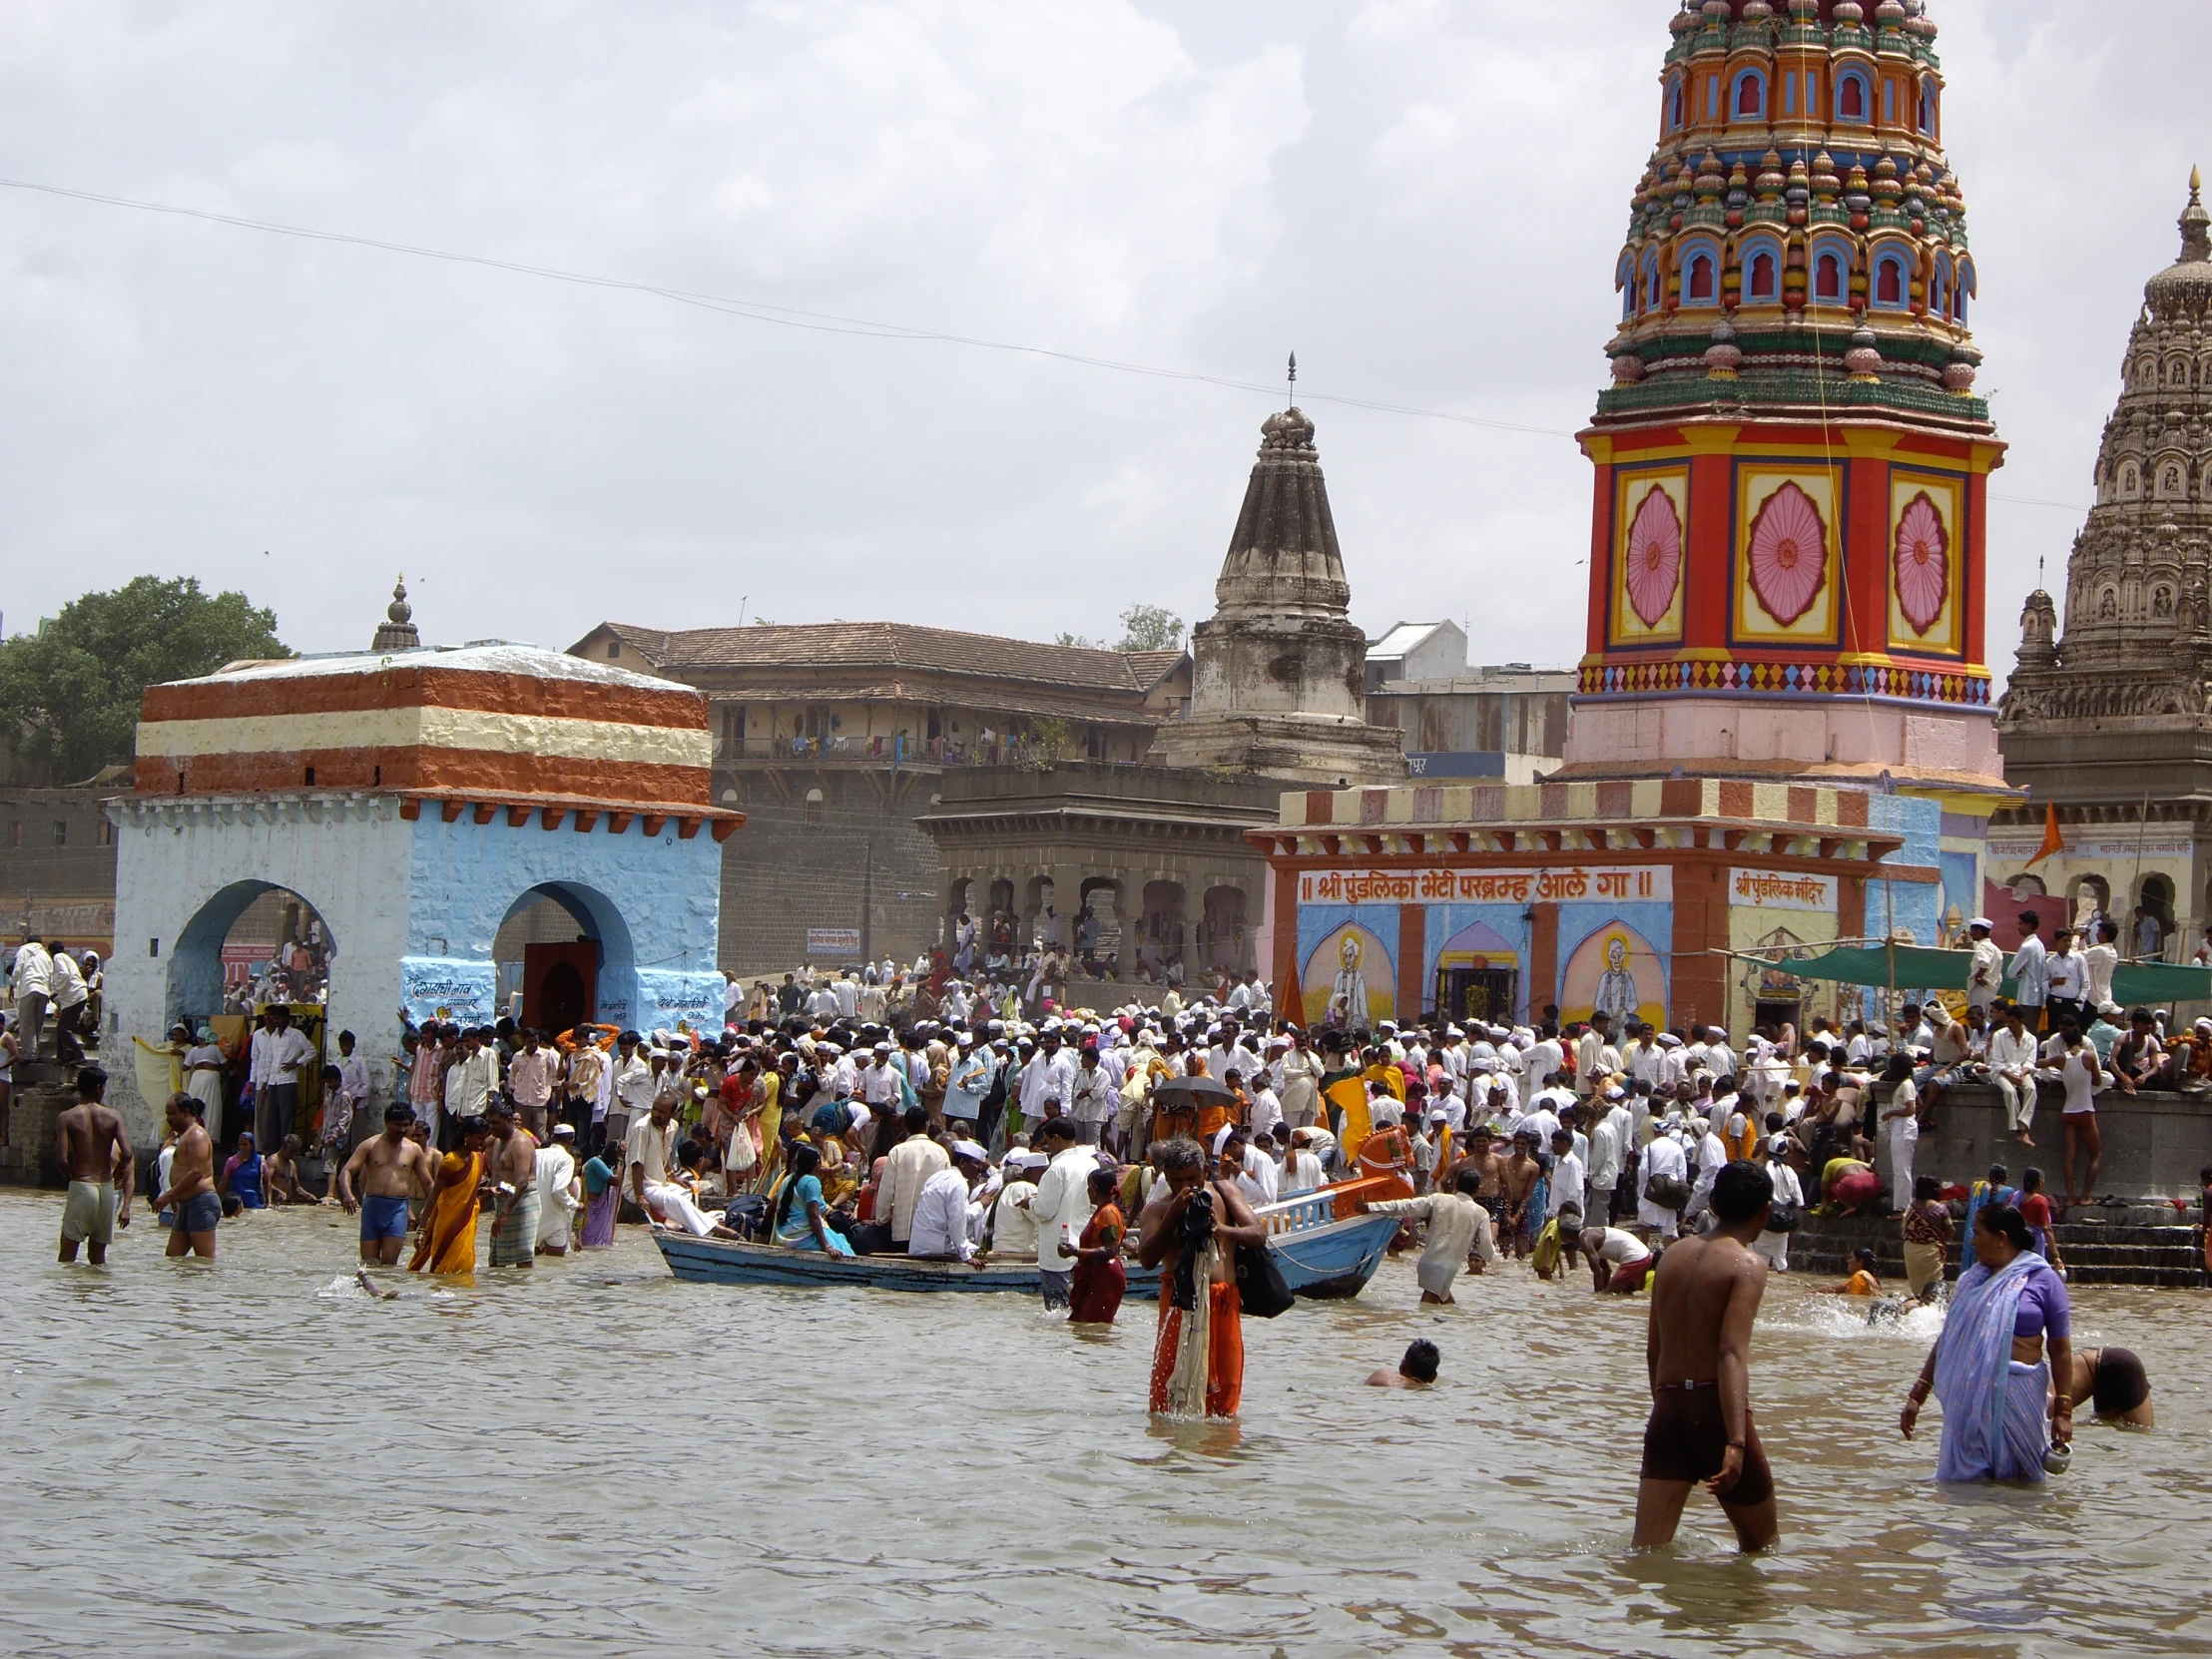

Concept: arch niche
[[498, 881, 637, 1036], [168, 878, 338, 1030]]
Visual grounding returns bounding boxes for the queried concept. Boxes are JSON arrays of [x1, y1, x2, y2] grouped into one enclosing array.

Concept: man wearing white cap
[[1965, 918, 2003, 1016]]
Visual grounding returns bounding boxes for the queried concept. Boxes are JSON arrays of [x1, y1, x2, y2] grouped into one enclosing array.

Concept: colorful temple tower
[[1561, 0, 2008, 806]]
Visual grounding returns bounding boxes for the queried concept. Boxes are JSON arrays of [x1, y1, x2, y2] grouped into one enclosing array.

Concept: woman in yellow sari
[[814, 1130, 855, 1206], [408, 1121, 486, 1276], [752, 1065, 785, 1194]]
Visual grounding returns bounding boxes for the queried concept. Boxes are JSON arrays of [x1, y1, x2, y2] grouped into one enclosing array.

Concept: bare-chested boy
[[338, 1103, 437, 1266], [56, 1066, 132, 1264], [1498, 1131, 1541, 1259], [152, 1092, 219, 1258], [1633, 1160, 1778, 1553]]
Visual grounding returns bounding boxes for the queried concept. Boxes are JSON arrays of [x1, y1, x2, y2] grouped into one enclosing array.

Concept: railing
[[1255, 1176, 1396, 1236]]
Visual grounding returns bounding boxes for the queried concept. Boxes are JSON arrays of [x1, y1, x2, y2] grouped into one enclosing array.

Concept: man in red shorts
[[1632, 1160, 1779, 1552]]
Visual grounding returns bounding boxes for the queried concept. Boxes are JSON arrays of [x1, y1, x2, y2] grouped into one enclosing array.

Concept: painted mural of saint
[[1592, 935, 1640, 1029], [1327, 933, 1371, 1030]]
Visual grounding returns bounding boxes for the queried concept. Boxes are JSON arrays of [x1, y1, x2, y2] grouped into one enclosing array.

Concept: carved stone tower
[[1151, 407, 1405, 785]]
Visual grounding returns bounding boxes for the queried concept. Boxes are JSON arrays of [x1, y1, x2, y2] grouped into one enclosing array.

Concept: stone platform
[[1872, 1082, 2212, 1207]]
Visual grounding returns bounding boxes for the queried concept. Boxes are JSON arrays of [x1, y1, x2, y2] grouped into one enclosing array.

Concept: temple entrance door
[[524, 945, 598, 1035], [1438, 966, 1517, 1025], [1753, 996, 1802, 1034]]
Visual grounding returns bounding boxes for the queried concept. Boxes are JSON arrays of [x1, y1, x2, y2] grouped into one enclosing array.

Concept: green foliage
[[0, 576, 289, 785], [1056, 606, 1185, 654], [1114, 604, 1185, 653], [1029, 717, 1074, 763]]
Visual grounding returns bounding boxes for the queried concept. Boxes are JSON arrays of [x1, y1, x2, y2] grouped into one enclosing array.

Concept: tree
[[1114, 604, 1185, 653], [1056, 606, 1185, 654], [0, 576, 289, 786]]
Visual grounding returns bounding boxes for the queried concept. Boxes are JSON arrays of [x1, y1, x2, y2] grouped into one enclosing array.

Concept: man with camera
[[1137, 1136, 1267, 1418]]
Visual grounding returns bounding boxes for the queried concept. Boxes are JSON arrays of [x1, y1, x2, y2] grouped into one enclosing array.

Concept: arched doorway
[[495, 882, 636, 1035], [166, 879, 337, 1148]]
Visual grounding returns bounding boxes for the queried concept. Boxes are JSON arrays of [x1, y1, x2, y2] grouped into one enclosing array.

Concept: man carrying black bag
[[1137, 1136, 1268, 1418]]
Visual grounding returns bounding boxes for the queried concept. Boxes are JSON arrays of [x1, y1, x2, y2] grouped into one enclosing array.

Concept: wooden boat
[[651, 1177, 1404, 1299]]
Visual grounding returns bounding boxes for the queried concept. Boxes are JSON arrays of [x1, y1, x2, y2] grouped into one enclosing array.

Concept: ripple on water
[[4, 1192, 2211, 1657]]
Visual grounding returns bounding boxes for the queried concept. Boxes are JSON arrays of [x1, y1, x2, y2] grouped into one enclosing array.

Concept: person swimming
[[1366, 1340, 1440, 1388]]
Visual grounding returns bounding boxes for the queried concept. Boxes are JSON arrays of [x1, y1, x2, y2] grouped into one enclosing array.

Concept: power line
[[0, 172, 2095, 512]]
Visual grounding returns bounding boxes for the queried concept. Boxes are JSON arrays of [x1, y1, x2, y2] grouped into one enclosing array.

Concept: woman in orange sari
[[408, 1118, 487, 1275], [1355, 1102, 1417, 1202]]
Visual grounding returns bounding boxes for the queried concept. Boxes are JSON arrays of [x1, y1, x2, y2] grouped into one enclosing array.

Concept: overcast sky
[[1, 0, 2204, 681]]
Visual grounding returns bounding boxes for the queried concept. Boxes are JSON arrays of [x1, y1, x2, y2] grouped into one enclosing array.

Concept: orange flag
[[2023, 803, 2065, 868]]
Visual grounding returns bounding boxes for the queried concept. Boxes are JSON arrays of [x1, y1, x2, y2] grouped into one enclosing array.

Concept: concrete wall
[[1, 785, 123, 953], [716, 781, 940, 971]]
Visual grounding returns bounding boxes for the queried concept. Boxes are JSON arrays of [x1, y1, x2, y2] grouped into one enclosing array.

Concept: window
[[605, 640, 620, 659], [1874, 253, 1909, 308], [54, 820, 67, 846], [1884, 78, 1896, 123], [804, 787, 826, 827], [1706, 78, 1718, 121], [6, 822, 19, 848], [1931, 259, 1949, 317], [1733, 70, 1765, 120], [1684, 249, 1718, 304], [1919, 78, 1938, 135], [1838, 71, 1869, 122], [1666, 76, 1684, 132], [99, 818, 114, 847], [1783, 72, 1796, 116], [1645, 254, 1663, 310], [1745, 247, 1780, 302], [1815, 250, 1846, 302]]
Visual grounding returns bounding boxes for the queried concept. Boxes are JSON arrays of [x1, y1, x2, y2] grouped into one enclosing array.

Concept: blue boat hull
[[651, 1210, 1400, 1300]]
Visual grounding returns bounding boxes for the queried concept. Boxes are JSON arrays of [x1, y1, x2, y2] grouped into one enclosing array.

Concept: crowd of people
[[41, 942, 2171, 1547]]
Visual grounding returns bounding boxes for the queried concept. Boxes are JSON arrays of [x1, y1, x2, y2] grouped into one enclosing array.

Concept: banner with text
[[805, 927, 864, 957], [1297, 865, 1670, 906]]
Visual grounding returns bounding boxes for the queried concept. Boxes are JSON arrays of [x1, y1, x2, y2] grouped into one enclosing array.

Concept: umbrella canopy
[[1148, 1075, 1236, 1106]]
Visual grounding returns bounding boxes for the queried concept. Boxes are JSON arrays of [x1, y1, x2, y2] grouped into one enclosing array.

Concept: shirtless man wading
[[338, 1103, 437, 1266], [152, 1093, 220, 1259], [56, 1066, 132, 1265], [1633, 1159, 1779, 1553]]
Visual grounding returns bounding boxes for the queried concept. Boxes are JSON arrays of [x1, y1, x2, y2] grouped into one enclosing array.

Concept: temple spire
[[371, 575, 421, 652], [2182, 165, 2209, 264]]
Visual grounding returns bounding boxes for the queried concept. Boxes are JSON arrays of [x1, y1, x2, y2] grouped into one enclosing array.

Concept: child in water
[[1366, 1340, 1440, 1388]]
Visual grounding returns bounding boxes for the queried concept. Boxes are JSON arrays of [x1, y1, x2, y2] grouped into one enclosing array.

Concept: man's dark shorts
[[1639, 1381, 1775, 1506]]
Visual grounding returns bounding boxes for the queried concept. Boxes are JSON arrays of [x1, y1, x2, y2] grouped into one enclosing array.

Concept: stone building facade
[[1, 779, 123, 958], [566, 621, 1190, 969], [1993, 177, 2212, 949]]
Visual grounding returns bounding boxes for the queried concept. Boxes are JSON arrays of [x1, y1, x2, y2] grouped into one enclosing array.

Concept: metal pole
[[860, 833, 874, 969]]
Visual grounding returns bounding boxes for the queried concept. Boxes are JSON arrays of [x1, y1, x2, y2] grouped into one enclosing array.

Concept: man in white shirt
[[907, 1142, 989, 1262], [2009, 910, 2050, 1032], [253, 1006, 317, 1153], [609, 1034, 654, 1146], [1637, 1126, 1689, 1242], [1682, 1118, 1729, 1227], [1026, 1120, 1097, 1311], [1282, 1128, 1328, 1196], [1587, 1090, 1630, 1223], [1546, 1130, 1586, 1227], [9, 938, 52, 1060], [1624, 1025, 1666, 1089], [1221, 1127, 1278, 1208], [1965, 918, 2004, 1014], [1575, 1015, 1619, 1099], [1986, 1003, 2040, 1145], [1068, 1047, 1117, 1148], [47, 946, 89, 1063], [1016, 1034, 1076, 1137], [860, 1045, 904, 1112], [805, 979, 840, 1022], [832, 972, 860, 1021], [879, 1107, 949, 1249]]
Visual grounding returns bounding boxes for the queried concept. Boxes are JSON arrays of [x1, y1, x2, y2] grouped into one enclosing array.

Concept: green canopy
[[1763, 946, 1974, 991], [2112, 962, 2212, 1005], [1757, 948, 2212, 1007]]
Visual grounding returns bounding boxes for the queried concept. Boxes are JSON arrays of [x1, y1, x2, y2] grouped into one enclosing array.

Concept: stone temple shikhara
[[1992, 174, 2212, 940]]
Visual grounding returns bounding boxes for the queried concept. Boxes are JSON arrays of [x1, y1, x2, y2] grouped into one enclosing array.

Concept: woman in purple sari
[[1899, 1202, 2073, 1481], [578, 1143, 621, 1249]]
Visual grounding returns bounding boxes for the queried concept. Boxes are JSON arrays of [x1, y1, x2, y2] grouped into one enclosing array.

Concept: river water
[[3, 1189, 2207, 1658]]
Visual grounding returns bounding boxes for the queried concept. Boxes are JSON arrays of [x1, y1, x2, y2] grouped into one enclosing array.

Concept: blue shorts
[[360, 1194, 410, 1244], [176, 1191, 222, 1236]]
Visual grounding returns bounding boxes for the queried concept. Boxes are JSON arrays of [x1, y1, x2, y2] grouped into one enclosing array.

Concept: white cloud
[[0, 0, 2201, 695]]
